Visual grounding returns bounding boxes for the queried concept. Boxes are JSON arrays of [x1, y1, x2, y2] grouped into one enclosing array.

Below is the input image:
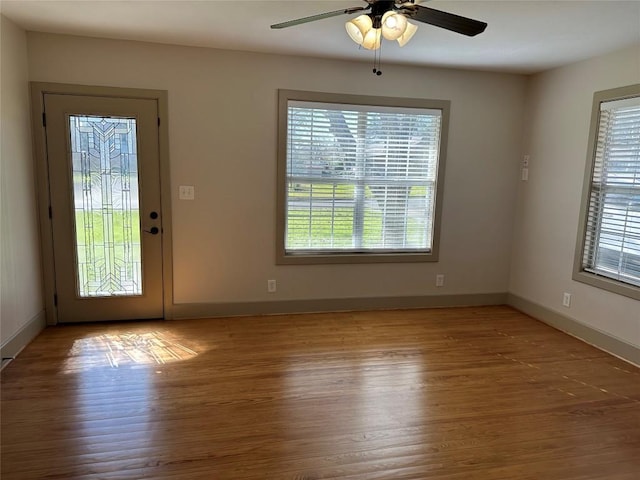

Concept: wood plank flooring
[[2, 306, 639, 479]]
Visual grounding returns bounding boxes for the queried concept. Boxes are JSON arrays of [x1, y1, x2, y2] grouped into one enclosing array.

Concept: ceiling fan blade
[[409, 5, 487, 37], [271, 6, 369, 29]]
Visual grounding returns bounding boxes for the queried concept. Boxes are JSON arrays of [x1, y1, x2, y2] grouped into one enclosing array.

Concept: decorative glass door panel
[[43, 92, 164, 323], [69, 115, 142, 297]]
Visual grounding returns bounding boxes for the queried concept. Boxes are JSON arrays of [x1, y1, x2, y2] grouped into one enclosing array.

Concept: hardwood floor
[[2, 306, 639, 479]]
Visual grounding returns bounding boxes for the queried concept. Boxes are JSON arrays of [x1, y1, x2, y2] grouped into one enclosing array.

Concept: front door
[[44, 93, 164, 322]]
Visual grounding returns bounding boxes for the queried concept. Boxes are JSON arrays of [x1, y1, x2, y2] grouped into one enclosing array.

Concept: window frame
[[573, 84, 640, 300], [276, 89, 450, 265]]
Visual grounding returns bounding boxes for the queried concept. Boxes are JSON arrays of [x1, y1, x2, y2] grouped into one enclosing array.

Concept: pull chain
[[372, 32, 383, 76]]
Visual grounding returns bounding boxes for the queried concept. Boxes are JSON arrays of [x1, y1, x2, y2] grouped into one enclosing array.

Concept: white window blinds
[[285, 100, 443, 254], [582, 96, 640, 287]]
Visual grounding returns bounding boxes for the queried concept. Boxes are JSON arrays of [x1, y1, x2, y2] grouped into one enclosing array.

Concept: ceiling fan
[[271, 0, 488, 51]]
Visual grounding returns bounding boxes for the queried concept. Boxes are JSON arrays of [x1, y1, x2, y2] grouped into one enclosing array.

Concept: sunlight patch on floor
[[63, 330, 203, 372]]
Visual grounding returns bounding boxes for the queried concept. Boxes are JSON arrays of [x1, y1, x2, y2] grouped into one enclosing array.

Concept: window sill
[[276, 251, 438, 265], [572, 269, 640, 301]]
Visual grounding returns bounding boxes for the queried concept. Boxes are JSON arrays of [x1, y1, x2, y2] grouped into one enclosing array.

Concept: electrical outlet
[[562, 292, 572, 308], [267, 279, 277, 293], [436, 274, 445, 287], [521, 155, 530, 182], [179, 185, 195, 200]]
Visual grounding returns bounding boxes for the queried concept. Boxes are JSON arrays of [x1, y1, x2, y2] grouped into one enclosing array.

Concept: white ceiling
[[2, 0, 639, 74]]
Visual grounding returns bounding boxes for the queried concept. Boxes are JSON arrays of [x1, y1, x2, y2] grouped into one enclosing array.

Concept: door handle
[[144, 226, 160, 235]]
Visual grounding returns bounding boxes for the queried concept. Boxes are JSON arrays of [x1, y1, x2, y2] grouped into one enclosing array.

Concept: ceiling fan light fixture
[[381, 11, 407, 41], [345, 14, 373, 45], [396, 20, 418, 47]]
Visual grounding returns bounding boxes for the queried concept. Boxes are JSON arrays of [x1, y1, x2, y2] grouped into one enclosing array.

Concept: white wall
[[27, 33, 526, 308], [5, 24, 637, 354], [510, 44, 640, 346], [0, 16, 44, 347]]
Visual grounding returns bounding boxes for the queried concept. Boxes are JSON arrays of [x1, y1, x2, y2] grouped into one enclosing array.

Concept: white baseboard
[[507, 294, 639, 366], [1, 310, 47, 365], [4, 297, 633, 369], [170, 293, 508, 320]]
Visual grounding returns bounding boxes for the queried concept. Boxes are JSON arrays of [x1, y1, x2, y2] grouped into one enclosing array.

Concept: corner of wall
[[1, 14, 46, 352], [508, 293, 639, 366]]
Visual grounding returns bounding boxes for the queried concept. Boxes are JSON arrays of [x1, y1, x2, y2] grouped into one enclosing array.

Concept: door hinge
[[48, 206, 52, 219], [42, 112, 47, 127], [53, 294, 58, 306], [157, 117, 160, 127]]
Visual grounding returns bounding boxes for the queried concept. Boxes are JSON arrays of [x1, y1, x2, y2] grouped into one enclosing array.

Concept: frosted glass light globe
[[397, 21, 418, 47], [361, 28, 381, 50], [345, 14, 373, 45], [381, 11, 408, 41]]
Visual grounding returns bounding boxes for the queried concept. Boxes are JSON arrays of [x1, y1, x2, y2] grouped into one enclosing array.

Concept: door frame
[[30, 82, 174, 325]]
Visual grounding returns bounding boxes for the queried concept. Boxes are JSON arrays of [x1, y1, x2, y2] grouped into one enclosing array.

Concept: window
[[276, 90, 449, 264], [574, 84, 640, 299]]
